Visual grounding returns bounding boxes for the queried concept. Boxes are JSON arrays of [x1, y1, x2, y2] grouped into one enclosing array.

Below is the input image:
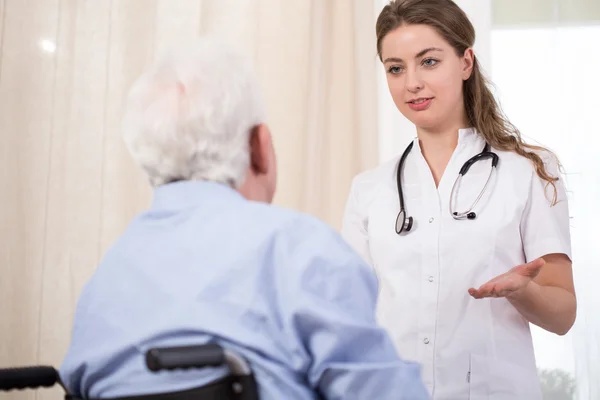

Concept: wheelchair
[[0, 343, 259, 399]]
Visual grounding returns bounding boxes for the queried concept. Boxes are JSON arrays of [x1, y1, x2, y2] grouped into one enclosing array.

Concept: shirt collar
[[458, 127, 477, 144], [413, 127, 479, 151], [151, 180, 244, 210]]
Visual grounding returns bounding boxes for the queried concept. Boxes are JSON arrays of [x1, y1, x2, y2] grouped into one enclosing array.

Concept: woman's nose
[[405, 70, 424, 93]]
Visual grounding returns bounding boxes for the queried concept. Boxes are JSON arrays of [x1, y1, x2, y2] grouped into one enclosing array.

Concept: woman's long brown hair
[[376, 0, 561, 204]]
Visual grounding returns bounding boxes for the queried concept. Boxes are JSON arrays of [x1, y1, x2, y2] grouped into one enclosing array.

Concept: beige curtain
[[0, 0, 378, 398]]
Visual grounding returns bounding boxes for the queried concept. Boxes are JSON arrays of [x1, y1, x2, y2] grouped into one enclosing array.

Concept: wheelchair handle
[[0, 366, 59, 390], [145, 343, 252, 376], [146, 343, 225, 372]]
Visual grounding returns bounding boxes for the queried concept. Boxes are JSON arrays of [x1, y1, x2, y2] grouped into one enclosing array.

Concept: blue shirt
[[60, 181, 428, 399]]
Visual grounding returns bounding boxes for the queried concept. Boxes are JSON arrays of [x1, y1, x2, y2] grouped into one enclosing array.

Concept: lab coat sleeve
[[520, 154, 572, 262], [340, 177, 374, 266], [281, 225, 428, 400]]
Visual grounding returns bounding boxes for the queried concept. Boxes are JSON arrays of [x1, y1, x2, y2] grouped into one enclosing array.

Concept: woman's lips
[[407, 97, 433, 111]]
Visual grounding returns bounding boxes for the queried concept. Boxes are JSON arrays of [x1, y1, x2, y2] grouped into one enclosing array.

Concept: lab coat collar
[[413, 127, 478, 152], [458, 127, 477, 144]]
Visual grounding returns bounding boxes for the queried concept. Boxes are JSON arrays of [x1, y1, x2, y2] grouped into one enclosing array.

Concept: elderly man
[[59, 38, 428, 400]]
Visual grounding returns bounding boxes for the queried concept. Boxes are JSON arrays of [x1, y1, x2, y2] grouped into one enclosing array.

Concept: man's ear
[[249, 124, 270, 175], [462, 48, 475, 80]]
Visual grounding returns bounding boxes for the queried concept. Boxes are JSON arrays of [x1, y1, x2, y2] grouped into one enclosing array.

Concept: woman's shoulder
[[495, 145, 562, 179], [348, 156, 400, 209], [494, 145, 566, 206], [352, 155, 399, 185]]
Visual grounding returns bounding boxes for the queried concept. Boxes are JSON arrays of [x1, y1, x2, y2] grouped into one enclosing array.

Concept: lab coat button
[[428, 276, 434, 282], [429, 217, 434, 223], [423, 338, 430, 344]]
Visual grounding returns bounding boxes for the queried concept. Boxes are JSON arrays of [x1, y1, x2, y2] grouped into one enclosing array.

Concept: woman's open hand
[[468, 258, 545, 300]]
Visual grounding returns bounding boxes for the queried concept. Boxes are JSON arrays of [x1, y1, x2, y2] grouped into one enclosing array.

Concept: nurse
[[341, 0, 577, 398]]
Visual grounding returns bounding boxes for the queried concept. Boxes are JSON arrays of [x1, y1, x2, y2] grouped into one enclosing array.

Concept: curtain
[[0, 1, 379, 399]]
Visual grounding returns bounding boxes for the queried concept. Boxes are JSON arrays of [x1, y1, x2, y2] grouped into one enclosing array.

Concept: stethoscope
[[395, 140, 499, 235]]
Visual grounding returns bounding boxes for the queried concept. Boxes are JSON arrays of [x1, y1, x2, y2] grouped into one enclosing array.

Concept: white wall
[[491, 23, 600, 400]]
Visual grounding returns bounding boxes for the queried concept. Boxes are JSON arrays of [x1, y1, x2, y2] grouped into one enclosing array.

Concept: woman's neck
[[418, 128, 460, 155], [416, 123, 470, 187]]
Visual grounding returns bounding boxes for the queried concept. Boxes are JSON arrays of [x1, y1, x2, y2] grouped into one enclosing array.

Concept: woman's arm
[[468, 253, 576, 335], [507, 253, 576, 335], [479, 152, 577, 335]]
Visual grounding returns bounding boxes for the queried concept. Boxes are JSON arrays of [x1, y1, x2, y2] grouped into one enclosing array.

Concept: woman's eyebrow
[[383, 47, 444, 64]]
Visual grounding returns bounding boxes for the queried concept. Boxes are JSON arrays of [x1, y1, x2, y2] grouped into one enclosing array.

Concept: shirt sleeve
[[340, 177, 374, 267], [279, 221, 428, 400], [520, 154, 572, 262]]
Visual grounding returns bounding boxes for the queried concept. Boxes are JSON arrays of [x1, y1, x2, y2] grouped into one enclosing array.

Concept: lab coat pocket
[[469, 354, 541, 400]]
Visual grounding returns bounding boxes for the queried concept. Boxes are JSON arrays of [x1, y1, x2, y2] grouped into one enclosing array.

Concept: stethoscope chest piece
[[395, 209, 413, 234]]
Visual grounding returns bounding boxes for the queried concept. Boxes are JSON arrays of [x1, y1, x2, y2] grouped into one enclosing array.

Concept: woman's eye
[[423, 58, 438, 67], [388, 66, 403, 74]]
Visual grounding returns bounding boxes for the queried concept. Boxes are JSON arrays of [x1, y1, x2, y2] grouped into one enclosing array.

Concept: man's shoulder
[[245, 201, 335, 235], [243, 201, 360, 262], [258, 204, 372, 276]]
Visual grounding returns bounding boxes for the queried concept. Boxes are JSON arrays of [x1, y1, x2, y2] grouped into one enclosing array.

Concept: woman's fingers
[[470, 259, 544, 299], [468, 287, 482, 298], [518, 258, 545, 278], [524, 258, 545, 276], [469, 282, 498, 298], [470, 279, 518, 299]]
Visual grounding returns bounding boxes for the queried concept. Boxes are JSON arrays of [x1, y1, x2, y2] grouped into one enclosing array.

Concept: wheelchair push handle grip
[[145, 343, 225, 372], [0, 366, 59, 390]]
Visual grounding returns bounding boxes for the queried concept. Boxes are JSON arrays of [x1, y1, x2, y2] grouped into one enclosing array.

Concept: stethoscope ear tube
[[450, 162, 497, 220], [396, 140, 497, 233], [395, 142, 415, 235]]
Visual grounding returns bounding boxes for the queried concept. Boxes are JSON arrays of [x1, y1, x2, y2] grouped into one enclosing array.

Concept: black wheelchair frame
[[0, 343, 259, 400]]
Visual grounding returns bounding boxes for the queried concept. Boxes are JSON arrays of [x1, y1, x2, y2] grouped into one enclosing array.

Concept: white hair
[[121, 37, 266, 187]]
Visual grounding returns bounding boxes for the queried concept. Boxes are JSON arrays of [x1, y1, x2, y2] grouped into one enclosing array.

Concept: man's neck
[[237, 179, 271, 203]]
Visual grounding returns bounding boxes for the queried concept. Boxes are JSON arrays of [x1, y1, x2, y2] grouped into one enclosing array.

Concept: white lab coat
[[341, 128, 572, 399]]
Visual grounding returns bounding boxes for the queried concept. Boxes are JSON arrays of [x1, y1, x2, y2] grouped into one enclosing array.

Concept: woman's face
[[380, 24, 473, 132]]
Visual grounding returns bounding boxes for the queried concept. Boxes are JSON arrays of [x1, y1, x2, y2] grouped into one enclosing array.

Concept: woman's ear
[[462, 48, 475, 80]]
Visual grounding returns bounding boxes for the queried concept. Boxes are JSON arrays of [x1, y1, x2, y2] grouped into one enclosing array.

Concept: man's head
[[122, 38, 277, 203]]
